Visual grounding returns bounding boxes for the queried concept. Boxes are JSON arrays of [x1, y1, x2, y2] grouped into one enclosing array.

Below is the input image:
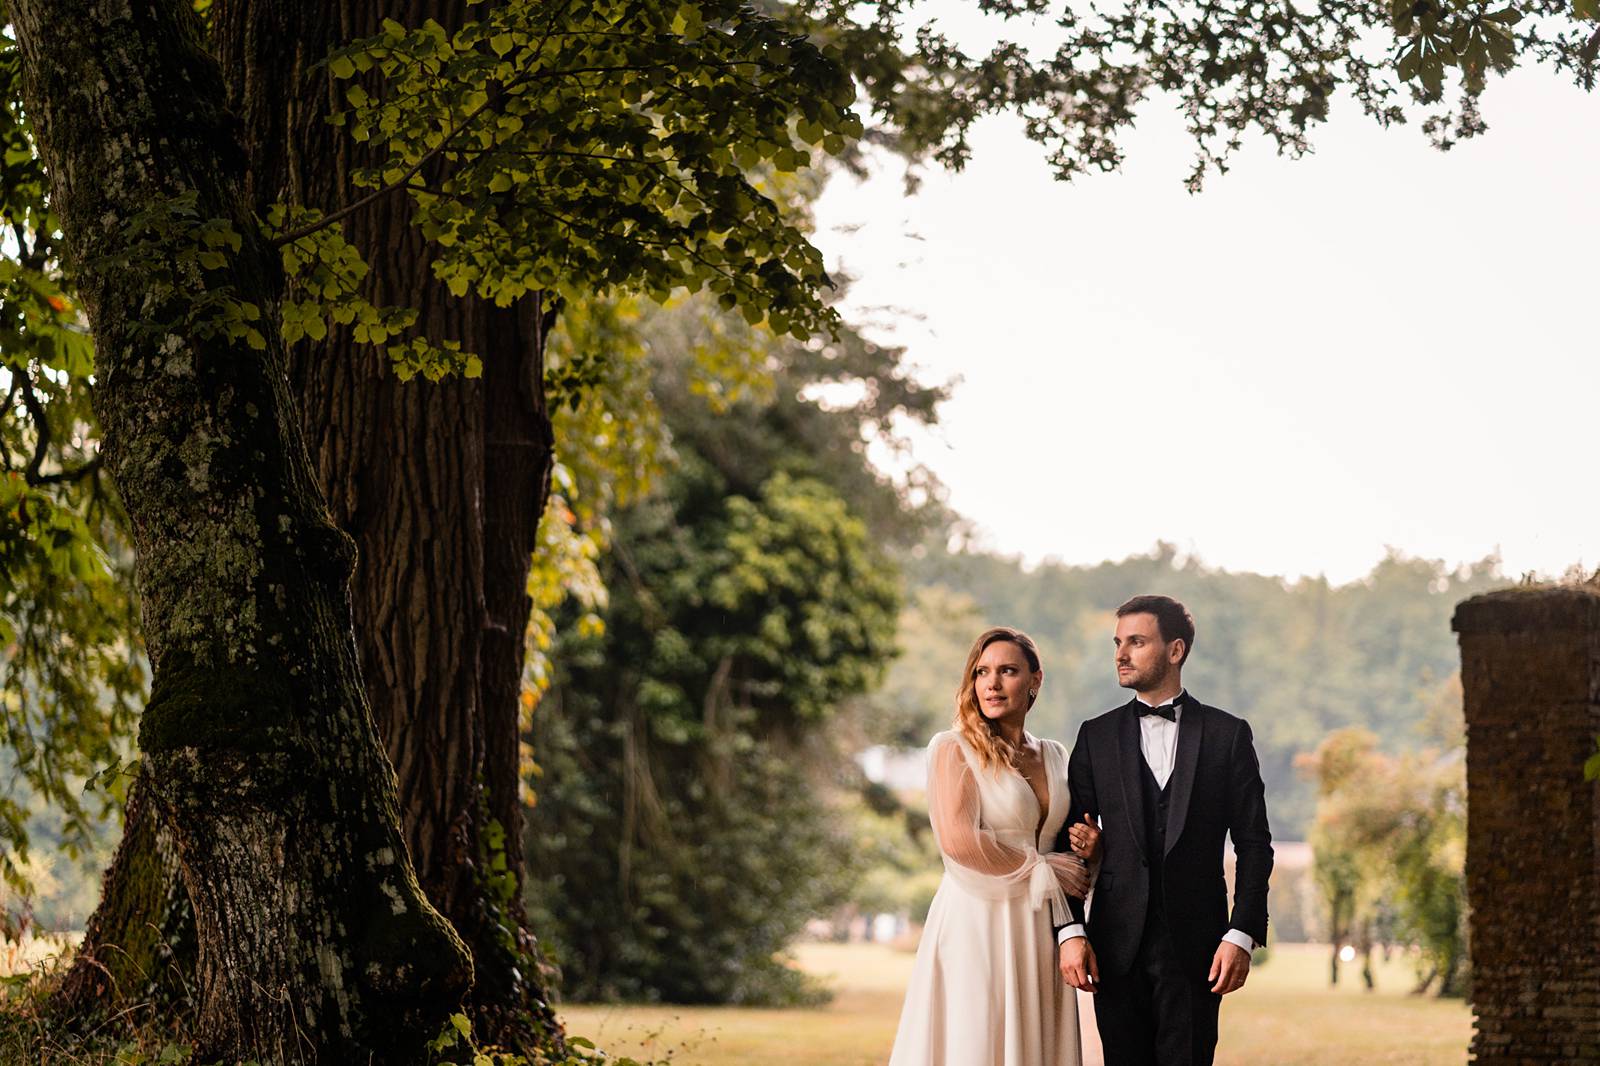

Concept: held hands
[[1044, 851, 1090, 899], [1066, 813, 1101, 862], [1208, 940, 1251, 995], [1058, 936, 1099, 993]]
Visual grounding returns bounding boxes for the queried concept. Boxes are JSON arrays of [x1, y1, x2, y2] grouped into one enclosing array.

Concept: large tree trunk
[[50, 0, 561, 1051], [211, 1, 561, 1045], [11, 1, 472, 1059]]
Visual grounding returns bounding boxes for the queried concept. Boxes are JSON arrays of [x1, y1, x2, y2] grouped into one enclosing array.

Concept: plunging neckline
[[1014, 735, 1052, 844]]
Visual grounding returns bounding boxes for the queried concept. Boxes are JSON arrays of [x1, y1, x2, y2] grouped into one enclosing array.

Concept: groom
[[1056, 595, 1273, 1065]]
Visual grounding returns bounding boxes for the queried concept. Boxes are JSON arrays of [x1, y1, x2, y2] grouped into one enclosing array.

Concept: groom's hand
[[1208, 940, 1251, 995], [1058, 937, 1099, 993]]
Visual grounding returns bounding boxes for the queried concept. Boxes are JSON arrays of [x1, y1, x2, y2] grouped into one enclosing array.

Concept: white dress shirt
[[1058, 692, 1256, 954]]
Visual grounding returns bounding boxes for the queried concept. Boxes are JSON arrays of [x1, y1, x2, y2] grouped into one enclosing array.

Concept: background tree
[[524, 290, 939, 1003], [1298, 715, 1469, 998]]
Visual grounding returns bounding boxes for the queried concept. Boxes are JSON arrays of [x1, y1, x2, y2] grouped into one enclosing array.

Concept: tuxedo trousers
[[1094, 908, 1221, 1066]]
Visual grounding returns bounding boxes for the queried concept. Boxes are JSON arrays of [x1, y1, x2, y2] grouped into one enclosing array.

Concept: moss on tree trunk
[[55, 783, 193, 1018]]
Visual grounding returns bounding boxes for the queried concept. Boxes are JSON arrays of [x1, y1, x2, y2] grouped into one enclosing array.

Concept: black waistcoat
[[1140, 757, 1173, 922]]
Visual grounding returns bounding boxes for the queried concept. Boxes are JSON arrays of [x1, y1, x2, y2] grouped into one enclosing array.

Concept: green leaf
[[1397, 44, 1421, 82], [329, 54, 356, 79]]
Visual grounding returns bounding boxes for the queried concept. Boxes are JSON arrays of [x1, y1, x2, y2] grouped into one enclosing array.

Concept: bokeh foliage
[[524, 291, 940, 1003], [0, 25, 141, 907], [1298, 705, 1469, 996]]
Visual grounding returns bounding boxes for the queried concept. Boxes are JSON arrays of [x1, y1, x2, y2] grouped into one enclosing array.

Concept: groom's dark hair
[[1116, 595, 1195, 664]]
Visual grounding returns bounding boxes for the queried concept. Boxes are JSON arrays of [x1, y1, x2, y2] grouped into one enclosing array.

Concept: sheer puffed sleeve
[[925, 732, 1085, 921]]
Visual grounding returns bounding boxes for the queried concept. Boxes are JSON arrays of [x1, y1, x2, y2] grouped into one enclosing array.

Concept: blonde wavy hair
[[954, 626, 1042, 772]]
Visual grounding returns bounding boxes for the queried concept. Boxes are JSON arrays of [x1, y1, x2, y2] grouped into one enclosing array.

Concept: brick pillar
[[1454, 587, 1600, 1064]]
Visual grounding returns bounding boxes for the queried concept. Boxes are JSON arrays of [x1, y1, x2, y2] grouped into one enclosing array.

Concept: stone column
[[1454, 586, 1600, 1064]]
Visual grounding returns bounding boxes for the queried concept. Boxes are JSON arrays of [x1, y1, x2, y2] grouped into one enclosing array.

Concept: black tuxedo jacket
[[1058, 696, 1274, 980]]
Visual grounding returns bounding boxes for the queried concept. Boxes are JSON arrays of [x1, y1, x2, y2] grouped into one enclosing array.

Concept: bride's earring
[[1028, 689, 1038, 700]]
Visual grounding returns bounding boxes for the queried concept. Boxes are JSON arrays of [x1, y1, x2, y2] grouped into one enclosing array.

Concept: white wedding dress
[[888, 730, 1083, 1066]]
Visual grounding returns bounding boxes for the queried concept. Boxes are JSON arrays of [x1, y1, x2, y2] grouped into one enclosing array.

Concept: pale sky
[[812, 25, 1598, 585]]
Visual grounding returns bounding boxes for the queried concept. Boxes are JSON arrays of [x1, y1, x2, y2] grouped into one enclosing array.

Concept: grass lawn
[[558, 942, 1471, 1065]]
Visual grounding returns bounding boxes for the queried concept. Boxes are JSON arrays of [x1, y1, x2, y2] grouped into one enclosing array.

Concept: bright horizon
[[813, 26, 1597, 586]]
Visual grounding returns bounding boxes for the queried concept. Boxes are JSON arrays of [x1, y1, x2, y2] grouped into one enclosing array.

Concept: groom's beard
[[1119, 657, 1171, 692]]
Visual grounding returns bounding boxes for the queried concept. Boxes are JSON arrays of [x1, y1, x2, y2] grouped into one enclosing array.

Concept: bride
[[889, 626, 1098, 1066]]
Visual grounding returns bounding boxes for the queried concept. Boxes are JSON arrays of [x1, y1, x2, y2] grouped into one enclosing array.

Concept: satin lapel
[[1164, 700, 1205, 856], [1114, 700, 1149, 862]]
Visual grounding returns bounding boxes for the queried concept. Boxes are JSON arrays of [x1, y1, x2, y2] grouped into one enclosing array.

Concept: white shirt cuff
[[1057, 924, 1086, 945], [1222, 928, 1256, 952]]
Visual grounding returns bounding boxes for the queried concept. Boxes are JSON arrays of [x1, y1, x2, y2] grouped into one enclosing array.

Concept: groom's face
[[1113, 612, 1177, 692]]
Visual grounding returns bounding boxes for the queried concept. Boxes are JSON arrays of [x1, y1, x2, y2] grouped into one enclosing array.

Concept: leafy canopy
[[797, 0, 1600, 188], [322, 0, 860, 339]]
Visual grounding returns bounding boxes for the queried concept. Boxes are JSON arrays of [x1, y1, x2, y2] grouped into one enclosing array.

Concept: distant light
[[1338, 945, 1357, 963]]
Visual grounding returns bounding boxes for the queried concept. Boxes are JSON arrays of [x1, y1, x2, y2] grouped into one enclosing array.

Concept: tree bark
[[210, 1, 561, 1045], [54, 783, 193, 1017], [11, 1, 472, 1059]]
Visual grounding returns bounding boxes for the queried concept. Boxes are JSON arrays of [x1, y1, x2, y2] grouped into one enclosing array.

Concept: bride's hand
[[1045, 852, 1090, 899]]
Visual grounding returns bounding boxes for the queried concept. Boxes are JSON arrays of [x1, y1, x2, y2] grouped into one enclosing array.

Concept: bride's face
[[972, 640, 1041, 723]]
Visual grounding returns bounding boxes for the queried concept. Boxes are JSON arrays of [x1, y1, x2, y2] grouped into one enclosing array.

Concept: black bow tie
[[1140, 700, 1181, 722]]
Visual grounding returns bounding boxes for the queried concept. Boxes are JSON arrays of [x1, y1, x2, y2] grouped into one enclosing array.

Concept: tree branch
[[30, 453, 104, 486], [19, 372, 52, 484], [1, 375, 18, 473], [15, 372, 102, 485]]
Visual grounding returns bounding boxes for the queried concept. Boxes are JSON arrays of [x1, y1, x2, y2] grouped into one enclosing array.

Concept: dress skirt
[[888, 876, 1081, 1066]]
